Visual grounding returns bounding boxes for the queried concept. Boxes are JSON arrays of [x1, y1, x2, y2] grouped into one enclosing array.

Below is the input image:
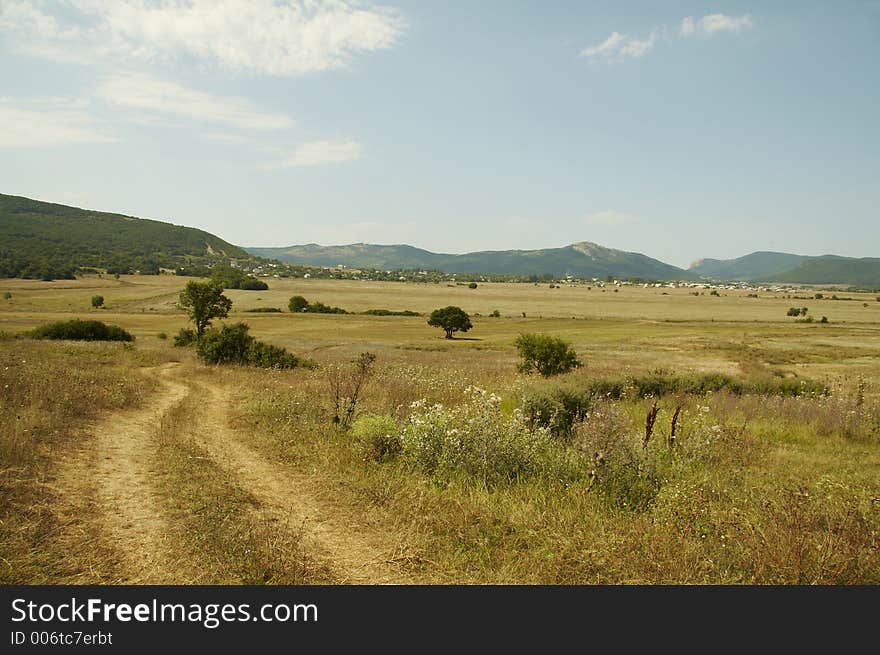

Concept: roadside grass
[[227, 356, 879, 584]]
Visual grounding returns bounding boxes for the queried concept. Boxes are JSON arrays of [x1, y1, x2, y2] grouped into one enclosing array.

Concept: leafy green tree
[[288, 295, 309, 312], [91, 295, 104, 308], [427, 306, 472, 339], [179, 280, 232, 338], [514, 333, 581, 377]]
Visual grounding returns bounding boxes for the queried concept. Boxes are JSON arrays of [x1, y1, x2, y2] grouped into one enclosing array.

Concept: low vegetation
[[29, 319, 133, 342], [288, 295, 347, 314], [514, 333, 581, 376], [196, 322, 306, 369]]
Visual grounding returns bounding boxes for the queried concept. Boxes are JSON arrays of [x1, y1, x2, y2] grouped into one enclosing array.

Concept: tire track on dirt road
[[57, 362, 200, 583], [185, 375, 420, 584]]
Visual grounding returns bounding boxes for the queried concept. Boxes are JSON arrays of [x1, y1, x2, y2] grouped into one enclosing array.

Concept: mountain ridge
[[689, 251, 880, 287], [246, 240, 696, 280]]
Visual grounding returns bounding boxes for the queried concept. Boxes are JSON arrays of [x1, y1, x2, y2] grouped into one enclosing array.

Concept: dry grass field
[[2, 274, 878, 583]]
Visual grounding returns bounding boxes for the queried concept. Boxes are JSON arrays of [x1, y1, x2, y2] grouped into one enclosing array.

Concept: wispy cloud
[[94, 73, 293, 130], [0, 98, 114, 148], [581, 13, 754, 63], [683, 14, 755, 37], [0, 0, 405, 76], [281, 139, 363, 167], [580, 31, 657, 62], [585, 211, 639, 226]]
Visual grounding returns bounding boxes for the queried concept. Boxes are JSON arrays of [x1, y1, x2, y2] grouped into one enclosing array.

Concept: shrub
[[196, 322, 304, 369], [247, 340, 302, 369], [490, 309, 501, 317], [400, 387, 584, 484], [239, 278, 269, 291], [288, 295, 309, 312], [29, 319, 133, 342], [197, 323, 253, 365], [468, 282, 478, 289], [521, 379, 625, 436], [157, 332, 168, 340], [2, 292, 11, 300], [351, 414, 401, 462], [362, 309, 420, 316], [244, 307, 283, 313], [307, 301, 348, 314], [329, 352, 376, 428], [173, 328, 196, 347], [820, 316, 829, 324], [514, 333, 581, 377], [787, 307, 802, 317], [91, 295, 104, 308]]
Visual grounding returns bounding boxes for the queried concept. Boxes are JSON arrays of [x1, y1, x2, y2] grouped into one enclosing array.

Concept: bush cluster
[[362, 309, 420, 316], [29, 319, 133, 342], [522, 371, 828, 436], [514, 333, 581, 377], [196, 322, 305, 369], [397, 387, 583, 484], [288, 296, 347, 314]]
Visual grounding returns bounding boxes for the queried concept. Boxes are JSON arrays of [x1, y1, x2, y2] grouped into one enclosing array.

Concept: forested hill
[[690, 251, 880, 287], [0, 193, 248, 279]]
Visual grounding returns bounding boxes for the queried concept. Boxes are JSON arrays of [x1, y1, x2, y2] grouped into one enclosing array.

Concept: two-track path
[[57, 363, 414, 584]]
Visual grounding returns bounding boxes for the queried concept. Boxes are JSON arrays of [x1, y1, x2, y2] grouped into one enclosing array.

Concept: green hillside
[[690, 250, 880, 287], [248, 241, 694, 280], [690, 252, 807, 281], [0, 193, 248, 279], [768, 256, 880, 288]]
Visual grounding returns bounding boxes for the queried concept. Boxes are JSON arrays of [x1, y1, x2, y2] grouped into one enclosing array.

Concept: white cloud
[[94, 73, 292, 130], [680, 14, 754, 37], [0, 98, 114, 148], [680, 16, 695, 37], [580, 30, 657, 62], [585, 211, 639, 226], [281, 139, 362, 167], [0, 0, 404, 76], [584, 12, 754, 63], [580, 31, 626, 58], [620, 32, 657, 59]]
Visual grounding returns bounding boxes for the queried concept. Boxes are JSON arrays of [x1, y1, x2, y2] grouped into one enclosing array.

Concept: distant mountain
[[690, 251, 880, 287], [770, 256, 880, 288], [247, 241, 695, 280], [690, 252, 807, 281], [0, 193, 248, 279]]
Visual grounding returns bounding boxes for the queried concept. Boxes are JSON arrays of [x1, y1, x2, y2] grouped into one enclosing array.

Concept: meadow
[[1, 274, 878, 583]]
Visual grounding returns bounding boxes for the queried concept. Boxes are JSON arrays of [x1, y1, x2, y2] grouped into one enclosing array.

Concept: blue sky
[[1, 1, 877, 268]]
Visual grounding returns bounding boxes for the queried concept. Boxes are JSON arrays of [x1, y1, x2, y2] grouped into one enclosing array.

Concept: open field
[[2, 274, 879, 583]]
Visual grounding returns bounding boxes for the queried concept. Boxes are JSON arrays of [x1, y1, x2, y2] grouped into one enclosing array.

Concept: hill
[[689, 252, 807, 281], [690, 250, 880, 287], [0, 193, 248, 279], [247, 241, 694, 280], [769, 256, 880, 288]]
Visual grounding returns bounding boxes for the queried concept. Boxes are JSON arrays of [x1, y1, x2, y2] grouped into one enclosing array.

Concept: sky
[[0, 1, 878, 269]]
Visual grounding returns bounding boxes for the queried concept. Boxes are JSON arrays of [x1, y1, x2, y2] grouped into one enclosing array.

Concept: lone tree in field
[[91, 295, 104, 308], [288, 295, 309, 312], [514, 333, 581, 377], [179, 280, 232, 338], [427, 306, 472, 339]]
